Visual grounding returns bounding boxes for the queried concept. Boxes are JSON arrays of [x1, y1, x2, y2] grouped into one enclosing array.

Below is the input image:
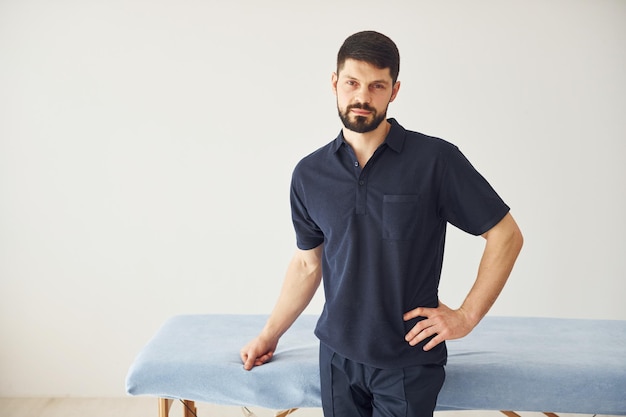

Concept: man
[[240, 31, 523, 417]]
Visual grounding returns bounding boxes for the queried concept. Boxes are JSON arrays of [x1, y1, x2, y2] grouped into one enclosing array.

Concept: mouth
[[350, 108, 372, 116]]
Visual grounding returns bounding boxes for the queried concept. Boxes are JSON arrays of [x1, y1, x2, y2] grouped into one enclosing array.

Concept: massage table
[[126, 315, 626, 416]]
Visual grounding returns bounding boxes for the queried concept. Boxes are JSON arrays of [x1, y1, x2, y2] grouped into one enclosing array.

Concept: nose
[[354, 85, 371, 104]]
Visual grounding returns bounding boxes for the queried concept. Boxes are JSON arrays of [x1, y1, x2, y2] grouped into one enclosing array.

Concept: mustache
[[347, 103, 374, 112]]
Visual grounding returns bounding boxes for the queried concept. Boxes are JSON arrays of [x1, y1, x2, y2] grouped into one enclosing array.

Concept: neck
[[342, 119, 391, 167]]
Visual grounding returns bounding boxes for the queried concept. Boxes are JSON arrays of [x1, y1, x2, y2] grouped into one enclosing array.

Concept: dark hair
[[337, 31, 400, 83]]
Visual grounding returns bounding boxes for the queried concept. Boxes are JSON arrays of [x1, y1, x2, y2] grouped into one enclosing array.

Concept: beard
[[337, 102, 387, 134]]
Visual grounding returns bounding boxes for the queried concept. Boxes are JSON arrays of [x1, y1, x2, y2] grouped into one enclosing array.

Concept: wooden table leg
[[182, 400, 196, 417], [275, 409, 298, 417], [159, 398, 173, 417], [502, 412, 560, 417]]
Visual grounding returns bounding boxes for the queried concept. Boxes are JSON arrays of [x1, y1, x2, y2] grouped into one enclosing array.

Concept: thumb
[[241, 348, 257, 371], [243, 352, 256, 371]]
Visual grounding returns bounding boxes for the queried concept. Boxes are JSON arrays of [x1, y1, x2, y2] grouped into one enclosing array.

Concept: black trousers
[[319, 343, 445, 417]]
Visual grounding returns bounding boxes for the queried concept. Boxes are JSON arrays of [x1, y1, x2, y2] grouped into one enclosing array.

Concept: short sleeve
[[290, 169, 324, 250], [439, 146, 510, 235]]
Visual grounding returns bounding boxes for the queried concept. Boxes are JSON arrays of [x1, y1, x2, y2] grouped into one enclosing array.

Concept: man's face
[[332, 59, 400, 133]]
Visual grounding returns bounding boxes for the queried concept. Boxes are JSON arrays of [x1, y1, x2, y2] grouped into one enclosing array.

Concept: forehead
[[338, 59, 393, 83]]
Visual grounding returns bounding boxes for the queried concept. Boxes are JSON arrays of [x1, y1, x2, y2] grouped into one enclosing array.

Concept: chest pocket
[[382, 194, 420, 240]]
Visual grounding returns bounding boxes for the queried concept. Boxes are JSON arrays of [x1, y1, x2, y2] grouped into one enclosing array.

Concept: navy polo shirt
[[290, 118, 510, 369]]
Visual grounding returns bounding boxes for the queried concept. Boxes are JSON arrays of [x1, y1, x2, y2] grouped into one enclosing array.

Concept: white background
[[1, 0, 625, 397]]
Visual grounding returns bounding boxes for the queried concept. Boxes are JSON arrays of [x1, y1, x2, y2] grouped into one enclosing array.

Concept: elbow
[[512, 226, 524, 255], [483, 212, 524, 255], [504, 216, 524, 260]]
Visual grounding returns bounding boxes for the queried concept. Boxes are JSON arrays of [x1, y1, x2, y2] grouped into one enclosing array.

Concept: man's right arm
[[240, 245, 323, 370]]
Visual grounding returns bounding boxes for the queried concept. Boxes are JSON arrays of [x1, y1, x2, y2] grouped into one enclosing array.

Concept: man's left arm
[[404, 212, 523, 351]]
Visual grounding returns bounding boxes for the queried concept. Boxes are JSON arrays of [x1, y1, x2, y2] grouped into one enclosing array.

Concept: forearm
[[460, 213, 523, 327], [261, 245, 323, 341]]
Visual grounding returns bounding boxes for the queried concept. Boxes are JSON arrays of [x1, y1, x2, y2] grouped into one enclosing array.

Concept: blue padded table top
[[126, 315, 626, 415]]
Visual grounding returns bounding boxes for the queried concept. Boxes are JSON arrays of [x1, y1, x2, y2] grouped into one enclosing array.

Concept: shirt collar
[[331, 118, 406, 153], [384, 118, 406, 153]]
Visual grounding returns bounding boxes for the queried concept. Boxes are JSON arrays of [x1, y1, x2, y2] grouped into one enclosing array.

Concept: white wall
[[1, 0, 624, 397]]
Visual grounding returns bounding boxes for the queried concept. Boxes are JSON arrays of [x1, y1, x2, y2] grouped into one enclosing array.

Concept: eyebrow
[[343, 74, 391, 85]]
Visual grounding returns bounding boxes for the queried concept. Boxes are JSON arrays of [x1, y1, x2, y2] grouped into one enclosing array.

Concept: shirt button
[[359, 180, 365, 186], [354, 161, 359, 167]]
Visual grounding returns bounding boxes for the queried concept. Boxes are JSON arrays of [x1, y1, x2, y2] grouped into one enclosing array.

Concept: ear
[[389, 81, 401, 103], [331, 72, 338, 96]]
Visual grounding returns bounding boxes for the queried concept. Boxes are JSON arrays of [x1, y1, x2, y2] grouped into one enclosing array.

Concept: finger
[[246, 350, 273, 370], [423, 334, 444, 351], [404, 326, 420, 342], [406, 324, 436, 346], [243, 358, 255, 371], [404, 318, 432, 342], [243, 351, 258, 371], [403, 307, 424, 321], [257, 352, 273, 365], [404, 305, 438, 321]]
